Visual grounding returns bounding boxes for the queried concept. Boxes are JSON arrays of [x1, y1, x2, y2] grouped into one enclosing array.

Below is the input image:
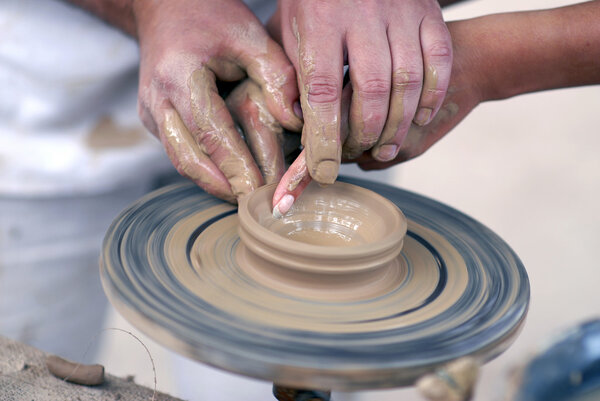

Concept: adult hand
[[274, 0, 452, 185], [272, 18, 481, 216], [134, 0, 302, 202], [355, 19, 484, 171], [226, 79, 290, 185]]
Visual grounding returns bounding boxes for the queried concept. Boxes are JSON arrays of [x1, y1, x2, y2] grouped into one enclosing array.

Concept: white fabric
[[0, 0, 171, 196]]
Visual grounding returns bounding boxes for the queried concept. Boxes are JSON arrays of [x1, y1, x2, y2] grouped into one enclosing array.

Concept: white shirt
[[0, 0, 275, 196]]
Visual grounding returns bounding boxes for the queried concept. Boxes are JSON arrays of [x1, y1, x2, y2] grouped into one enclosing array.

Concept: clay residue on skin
[[227, 80, 285, 184], [163, 108, 236, 203], [372, 69, 409, 159], [415, 65, 439, 126], [285, 160, 308, 192], [85, 116, 145, 150], [297, 43, 341, 185], [341, 93, 367, 160], [189, 68, 261, 197]]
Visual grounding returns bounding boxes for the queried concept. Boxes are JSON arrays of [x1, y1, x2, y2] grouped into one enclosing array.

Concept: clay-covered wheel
[[101, 177, 529, 391]]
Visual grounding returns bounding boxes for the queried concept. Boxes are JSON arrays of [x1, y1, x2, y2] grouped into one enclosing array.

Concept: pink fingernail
[[273, 194, 295, 219], [293, 101, 303, 120]]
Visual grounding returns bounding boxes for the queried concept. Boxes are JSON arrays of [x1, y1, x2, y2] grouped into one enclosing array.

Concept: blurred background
[[58, 0, 599, 399]]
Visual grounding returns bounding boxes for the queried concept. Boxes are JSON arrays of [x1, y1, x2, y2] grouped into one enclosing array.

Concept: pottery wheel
[[101, 177, 529, 391]]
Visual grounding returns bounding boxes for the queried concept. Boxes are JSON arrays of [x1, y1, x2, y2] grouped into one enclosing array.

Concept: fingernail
[[374, 144, 398, 162], [414, 108, 432, 126], [313, 160, 338, 185], [273, 194, 295, 219], [293, 101, 303, 120]]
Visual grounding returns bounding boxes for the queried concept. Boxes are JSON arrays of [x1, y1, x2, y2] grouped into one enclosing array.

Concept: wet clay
[[166, 184, 471, 329], [234, 181, 409, 303], [240, 181, 407, 273], [46, 355, 104, 386]]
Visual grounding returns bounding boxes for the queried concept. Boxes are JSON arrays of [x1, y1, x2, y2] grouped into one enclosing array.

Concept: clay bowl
[[238, 181, 407, 275]]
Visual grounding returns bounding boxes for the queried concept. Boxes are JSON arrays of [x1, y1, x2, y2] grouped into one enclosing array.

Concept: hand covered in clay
[[133, 0, 302, 203], [355, 20, 481, 171], [272, 19, 478, 216], [225, 80, 288, 185], [272, 0, 452, 185]]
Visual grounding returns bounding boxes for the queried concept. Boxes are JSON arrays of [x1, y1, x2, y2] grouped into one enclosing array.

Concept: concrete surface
[[96, 0, 600, 400]]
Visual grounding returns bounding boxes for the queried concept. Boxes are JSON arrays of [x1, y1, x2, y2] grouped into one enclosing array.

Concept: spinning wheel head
[[101, 177, 529, 391]]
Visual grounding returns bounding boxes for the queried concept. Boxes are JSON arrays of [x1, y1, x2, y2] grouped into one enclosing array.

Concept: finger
[[226, 80, 286, 185], [413, 14, 452, 126], [159, 106, 236, 203], [174, 67, 263, 199], [371, 25, 424, 162], [236, 37, 303, 132], [272, 149, 311, 218], [296, 21, 344, 185], [342, 26, 392, 160], [272, 82, 353, 217]]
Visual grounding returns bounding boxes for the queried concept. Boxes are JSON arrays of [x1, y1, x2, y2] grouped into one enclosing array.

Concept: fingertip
[[372, 144, 399, 162], [312, 160, 338, 185]]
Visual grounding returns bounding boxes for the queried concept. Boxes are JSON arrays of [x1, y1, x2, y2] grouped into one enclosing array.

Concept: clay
[[239, 181, 407, 275], [414, 65, 439, 126], [46, 355, 104, 386]]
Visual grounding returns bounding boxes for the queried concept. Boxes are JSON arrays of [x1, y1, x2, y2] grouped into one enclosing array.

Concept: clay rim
[[237, 182, 408, 260]]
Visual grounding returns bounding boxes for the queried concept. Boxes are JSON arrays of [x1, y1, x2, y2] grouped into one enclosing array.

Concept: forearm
[[64, 0, 137, 37], [466, 1, 600, 101]]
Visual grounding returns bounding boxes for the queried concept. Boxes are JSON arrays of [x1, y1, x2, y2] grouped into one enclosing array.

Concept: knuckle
[[355, 77, 390, 101], [392, 69, 422, 94], [427, 38, 453, 61], [425, 87, 446, 97], [197, 129, 222, 156], [306, 74, 340, 104]]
